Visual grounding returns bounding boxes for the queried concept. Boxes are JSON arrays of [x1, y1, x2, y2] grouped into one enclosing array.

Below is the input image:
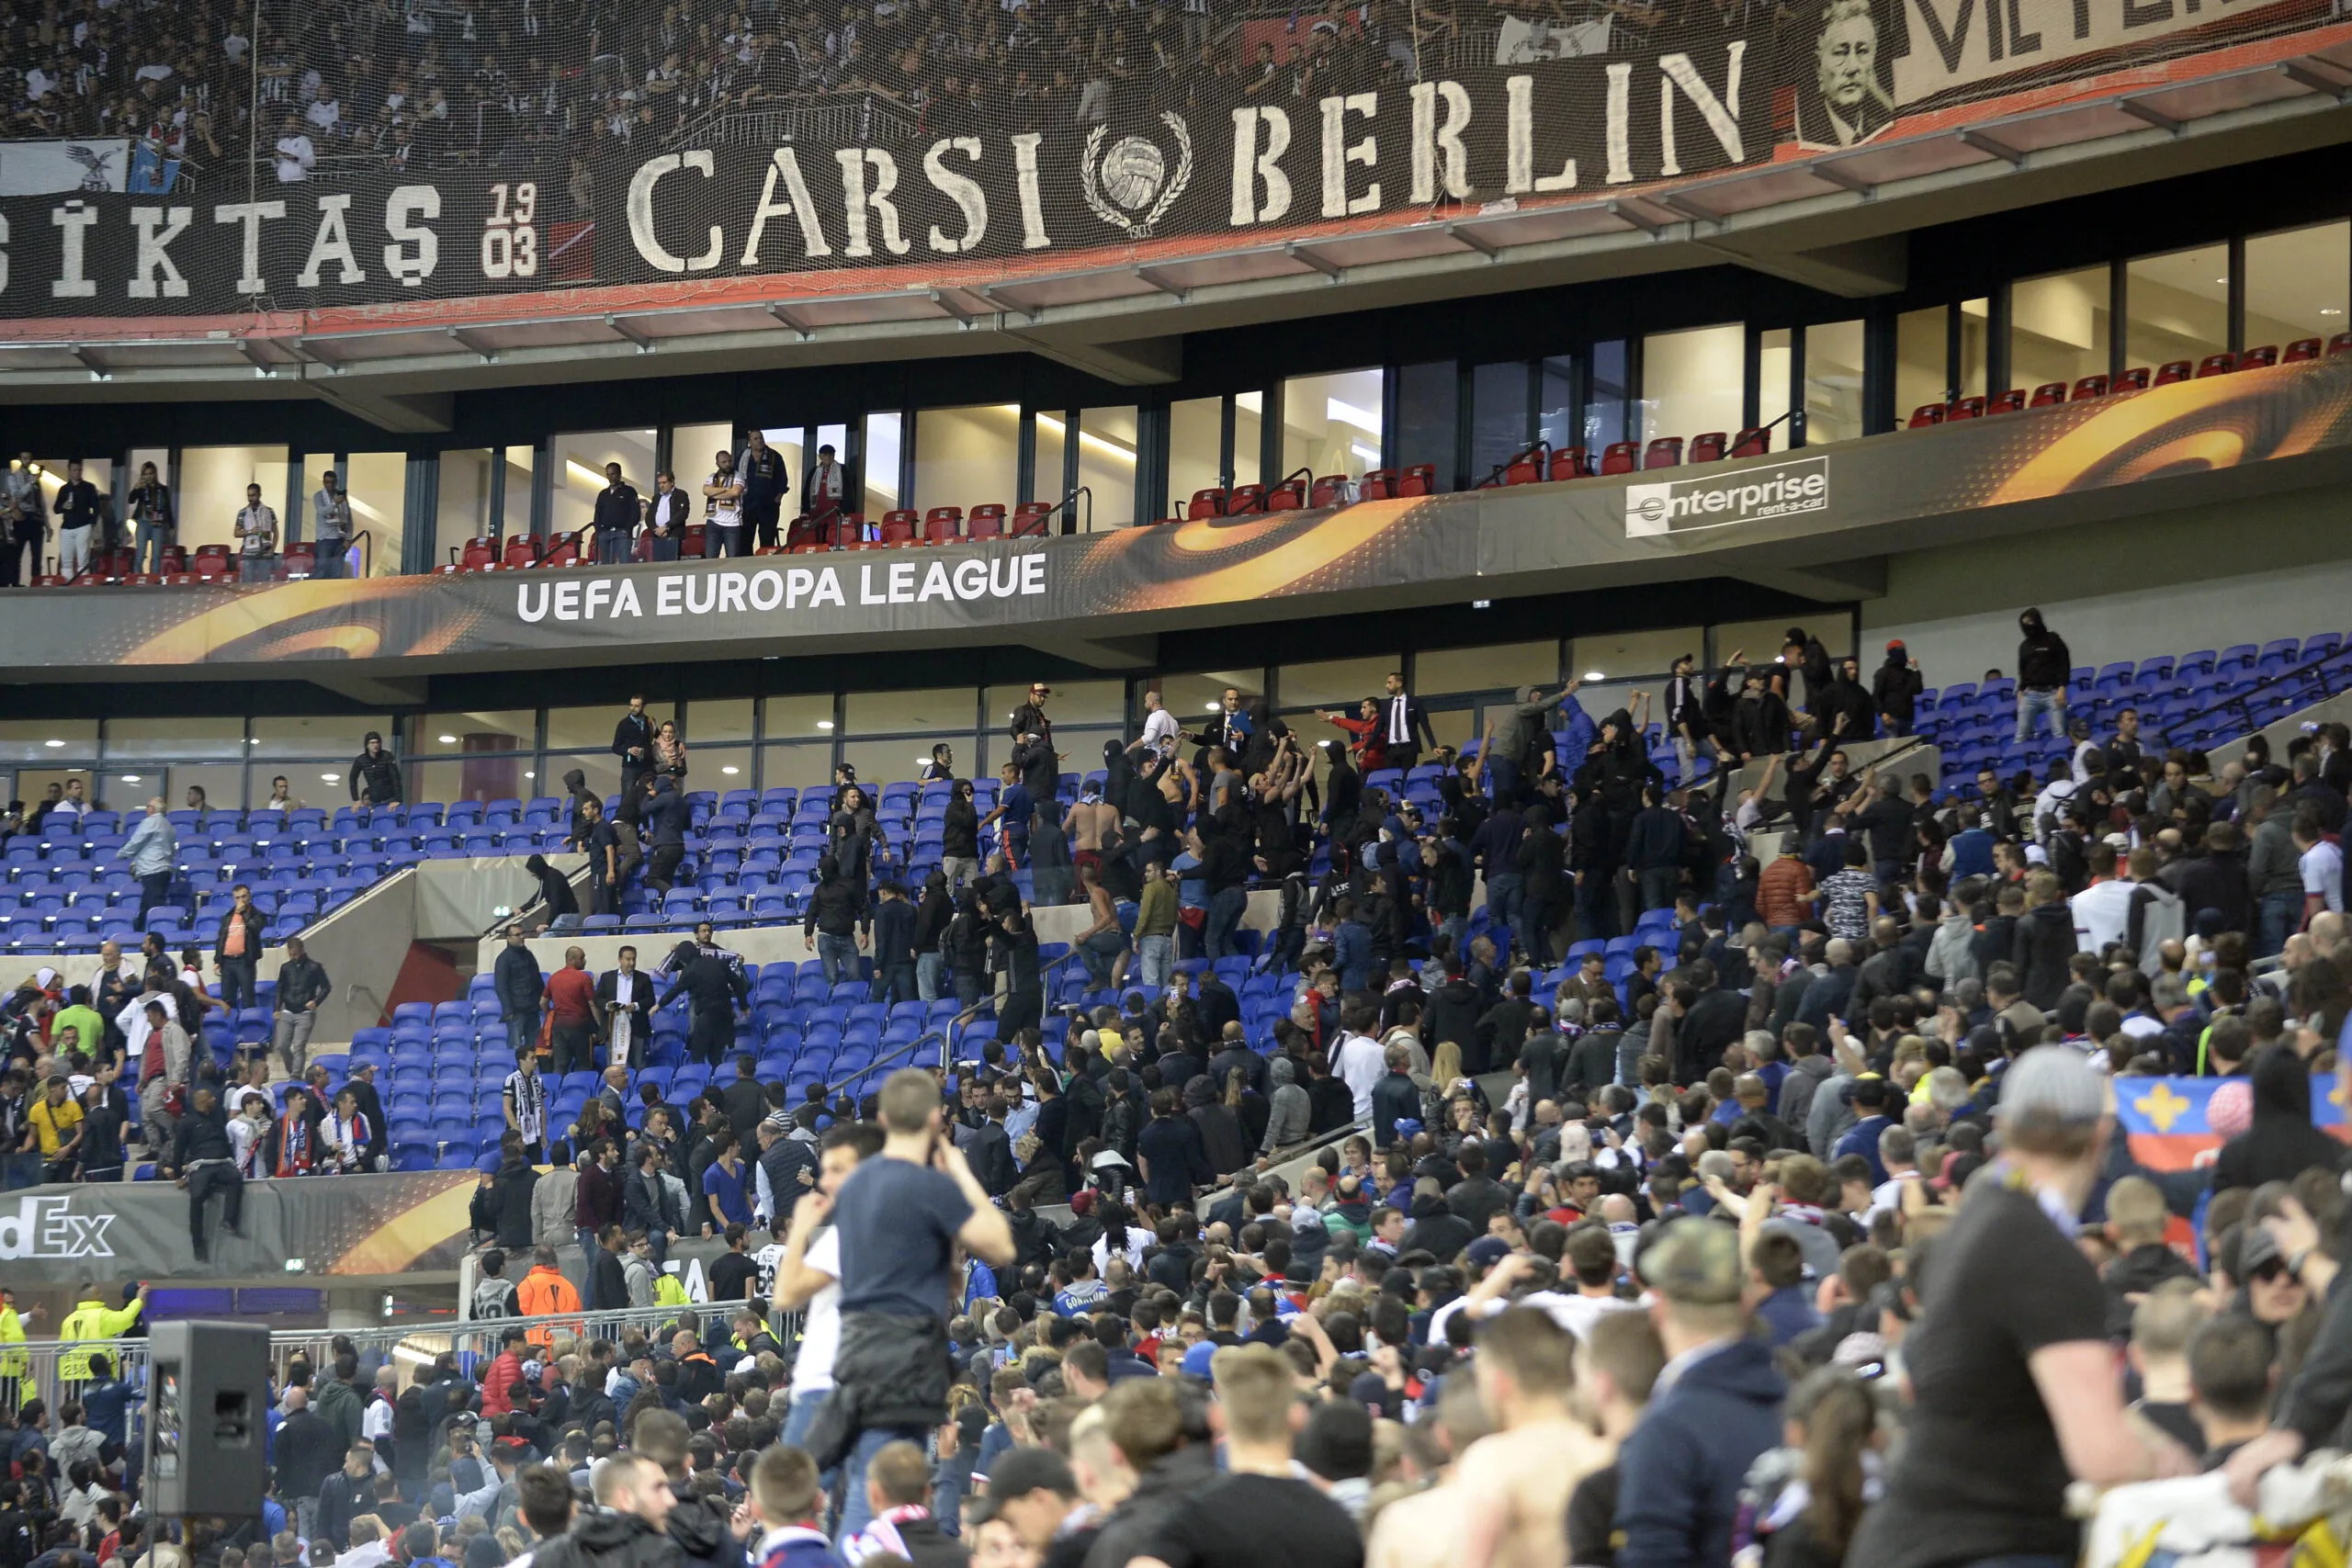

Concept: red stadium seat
[[2284, 338, 2322, 364], [876, 512, 917, 546], [835, 513, 876, 547], [1360, 469, 1396, 500], [1688, 432, 1726, 463], [682, 525, 707, 555], [2114, 367, 2151, 391], [69, 572, 103, 586], [1641, 437, 1682, 469], [501, 535, 539, 570], [1548, 447, 1589, 480], [160, 545, 188, 573], [2240, 344, 2278, 369], [2030, 382, 2068, 408], [1186, 488, 1227, 519], [539, 533, 582, 567], [1227, 484, 1266, 515], [458, 540, 497, 572], [1266, 478, 1306, 511], [1986, 389, 2025, 414], [1502, 449, 1543, 486], [32, 575, 63, 587], [911, 507, 952, 543], [1599, 442, 1638, 476], [128, 573, 160, 585], [1010, 502, 1053, 537], [965, 507, 1004, 540], [2154, 361, 2194, 387], [280, 544, 317, 579], [2195, 352, 2235, 378], [1907, 403, 1945, 429], [2071, 375, 2109, 400], [1309, 476, 1345, 508], [1730, 428, 1770, 458], [1399, 464, 1436, 497], [753, 546, 787, 557], [2329, 333, 2352, 355], [1946, 396, 1984, 422]]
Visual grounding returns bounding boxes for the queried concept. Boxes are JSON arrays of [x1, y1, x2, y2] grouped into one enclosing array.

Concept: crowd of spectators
[[16, 596, 2352, 1564], [3, 0, 1791, 185]]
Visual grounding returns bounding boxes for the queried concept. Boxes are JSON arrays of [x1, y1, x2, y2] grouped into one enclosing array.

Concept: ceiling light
[[123, 774, 141, 783], [817, 720, 834, 730], [1204, 703, 1220, 713], [721, 766, 740, 775], [2324, 308, 2344, 317], [1584, 671, 1605, 681], [321, 773, 338, 782], [438, 733, 458, 743], [524, 771, 536, 779], [44, 739, 63, 748]]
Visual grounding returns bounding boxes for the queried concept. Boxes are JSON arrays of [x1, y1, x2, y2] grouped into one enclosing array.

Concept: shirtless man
[[1075, 862, 1127, 990], [1070, 785, 1114, 886]]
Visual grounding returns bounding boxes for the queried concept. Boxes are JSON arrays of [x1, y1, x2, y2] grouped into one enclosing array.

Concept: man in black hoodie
[[348, 731, 401, 808], [529, 1452, 676, 1568], [2016, 606, 2072, 743], [628, 1411, 736, 1568], [1399, 1179, 1473, 1261]]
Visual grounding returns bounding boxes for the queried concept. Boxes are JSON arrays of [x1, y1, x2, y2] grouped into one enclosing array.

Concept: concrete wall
[[1863, 487, 2352, 692]]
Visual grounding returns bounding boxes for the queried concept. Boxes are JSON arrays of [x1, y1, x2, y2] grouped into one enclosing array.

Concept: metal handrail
[[1476, 440, 1552, 490], [1041, 486, 1092, 536]]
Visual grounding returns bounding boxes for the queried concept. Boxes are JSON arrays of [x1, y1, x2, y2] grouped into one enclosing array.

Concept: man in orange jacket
[[514, 1245, 582, 1347]]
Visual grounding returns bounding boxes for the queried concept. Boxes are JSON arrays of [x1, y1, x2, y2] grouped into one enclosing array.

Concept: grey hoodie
[[1776, 1055, 1836, 1144], [1262, 1055, 1310, 1154], [1806, 1068, 1858, 1158], [1925, 911, 1978, 985]]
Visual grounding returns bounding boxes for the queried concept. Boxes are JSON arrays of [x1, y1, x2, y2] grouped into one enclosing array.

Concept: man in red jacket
[[479, 1325, 528, 1417]]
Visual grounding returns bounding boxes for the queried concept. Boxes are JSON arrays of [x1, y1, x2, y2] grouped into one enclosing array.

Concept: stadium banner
[[0, 0, 2330, 319], [0, 353, 2346, 671], [0, 1170, 484, 1284], [2114, 1074, 2351, 1171]]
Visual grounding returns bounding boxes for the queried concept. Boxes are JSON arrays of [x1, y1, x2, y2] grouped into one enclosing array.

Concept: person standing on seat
[[496, 927, 545, 1062], [1379, 671, 1437, 776]]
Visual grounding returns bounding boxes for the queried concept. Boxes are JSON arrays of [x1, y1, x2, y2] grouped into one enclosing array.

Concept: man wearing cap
[[1611, 1219, 1785, 1568], [1851, 1047, 2194, 1568]]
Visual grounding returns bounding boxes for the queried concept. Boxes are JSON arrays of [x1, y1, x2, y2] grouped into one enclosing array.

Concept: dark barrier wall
[[0, 0, 2330, 320], [1, 354, 2346, 672]]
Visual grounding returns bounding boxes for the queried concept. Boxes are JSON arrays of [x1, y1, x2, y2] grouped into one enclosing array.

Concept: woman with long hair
[[650, 718, 687, 779], [1750, 1368, 1879, 1567]]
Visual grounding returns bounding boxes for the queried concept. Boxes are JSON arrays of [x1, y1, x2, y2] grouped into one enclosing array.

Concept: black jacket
[[530, 1511, 678, 1568], [349, 743, 402, 806], [2213, 1047, 2346, 1191], [2018, 623, 2073, 690], [2012, 903, 2077, 1010], [274, 1408, 341, 1505], [873, 895, 916, 967], [487, 1156, 538, 1249], [613, 712, 653, 770], [804, 875, 869, 940], [315, 1468, 375, 1549], [594, 969, 655, 1039], [665, 1491, 741, 1568], [495, 944, 545, 1017], [276, 953, 332, 1013]]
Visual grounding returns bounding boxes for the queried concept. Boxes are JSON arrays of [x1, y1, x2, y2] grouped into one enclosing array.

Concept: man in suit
[[1378, 671, 1438, 775], [645, 473, 691, 562], [594, 945, 653, 1068]]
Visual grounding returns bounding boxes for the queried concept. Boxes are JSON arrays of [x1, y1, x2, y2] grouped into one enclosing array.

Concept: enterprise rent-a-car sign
[[1625, 457, 1830, 537]]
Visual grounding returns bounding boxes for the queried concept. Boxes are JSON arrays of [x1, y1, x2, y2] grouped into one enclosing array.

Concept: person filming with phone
[[807, 1066, 1013, 1542]]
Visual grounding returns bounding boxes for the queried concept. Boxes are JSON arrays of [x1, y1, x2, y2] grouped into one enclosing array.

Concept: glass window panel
[[2127, 244, 2229, 371], [2246, 221, 2351, 344], [761, 694, 837, 739], [502, 447, 536, 536], [2009, 267, 2111, 392], [843, 688, 973, 736], [1469, 361, 1531, 484], [0, 718, 99, 764], [1640, 324, 1744, 447], [1803, 320, 1866, 446], [685, 698, 755, 744], [544, 705, 621, 752], [841, 738, 967, 794], [861, 412, 903, 513], [1167, 396, 1225, 520], [1570, 628, 1704, 682], [343, 452, 404, 578], [102, 716, 244, 761], [985, 682, 1125, 730], [420, 710, 536, 753], [672, 423, 735, 485], [1042, 728, 1120, 792], [1536, 356, 1577, 454], [1960, 298, 1990, 398], [126, 447, 169, 490], [1416, 642, 1558, 696], [1396, 361, 1457, 491], [551, 431, 655, 539], [1077, 406, 1137, 530], [1158, 670, 1266, 725], [1280, 368, 1384, 485], [248, 715, 391, 759], [1894, 306, 1948, 420], [1426, 705, 1478, 754], [437, 448, 494, 564], [178, 446, 290, 552], [1758, 329, 1793, 452], [687, 746, 755, 790], [1279, 657, 1398, 712], [542, 753, 622, 803], [759, 742, 838, 792], [406, 759, 536, 807], [912, 404, 1018, 514], [99, 771, 160, 813], [300, 453, 336, 534], [167, 762, 246, 813], [10, 767, 96, 814], [1033, 411, 1068, 505], [1586, 342, 1630, 451], [1232, 391, 1264, 489]]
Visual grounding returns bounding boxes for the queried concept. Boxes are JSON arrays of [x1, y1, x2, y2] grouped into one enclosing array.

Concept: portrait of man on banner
[[1794, 0, 1894, 148]]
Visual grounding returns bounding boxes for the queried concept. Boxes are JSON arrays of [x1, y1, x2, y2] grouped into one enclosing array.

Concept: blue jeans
[[1485, 871, 1522, 939], [1137, 933, 1171, 987], [916, 952, 944, 1003], [874, 962, 915, 1006], [507, 1012, 537, 1059], [2259, 888, 2301, 960], [838, 1423, 924, 1541], [133, 520, 171, 574], [1204, 885, 1248, 960], [312, 539, 347, 578], [1636, 866, 1679, 912], [817, 932, 858, 987], [2015, 686, 2064, 742], [1487, 757, 1520, 804], [1078, 928, 1125, 988]]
